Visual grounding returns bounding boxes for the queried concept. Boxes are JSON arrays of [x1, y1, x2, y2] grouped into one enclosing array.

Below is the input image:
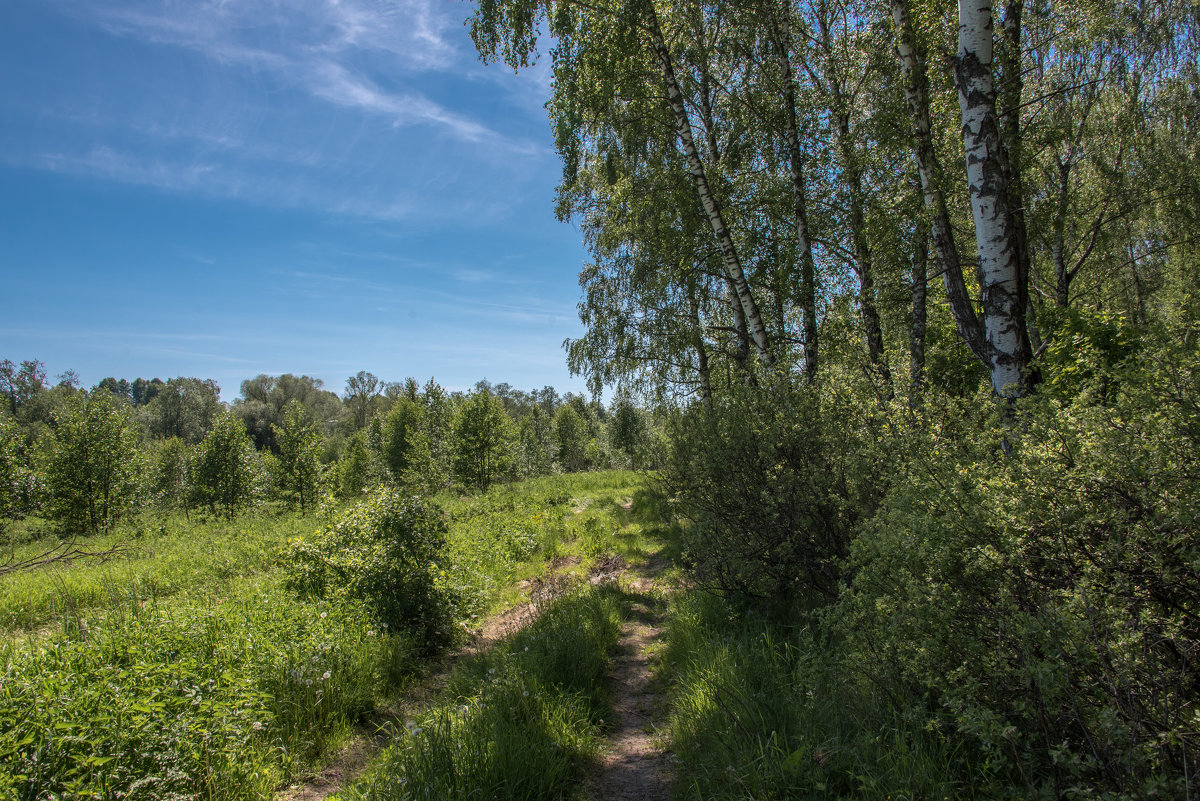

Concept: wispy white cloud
[[64, 0, 509, 145]]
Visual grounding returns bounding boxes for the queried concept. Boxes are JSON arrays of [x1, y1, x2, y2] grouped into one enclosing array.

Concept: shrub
[[664, 375, 879, 607], [189, 412, 258, 519], [838, 344, 1200, 797], [284, 488, 456, 651]]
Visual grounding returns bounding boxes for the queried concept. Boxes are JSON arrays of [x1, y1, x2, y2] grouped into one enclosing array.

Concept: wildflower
[[322, 671, 331, 680], [252, 722, 264, 731], [305, 679, 313, 686], [320, 611, 327, 619]]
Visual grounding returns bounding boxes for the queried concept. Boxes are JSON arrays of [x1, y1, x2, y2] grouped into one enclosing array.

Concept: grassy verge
[[661, 590, 995, 801], [339, 584, 625, 801]]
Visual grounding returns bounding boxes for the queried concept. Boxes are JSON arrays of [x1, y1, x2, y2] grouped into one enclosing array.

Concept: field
[[0, 470, 669, 800]]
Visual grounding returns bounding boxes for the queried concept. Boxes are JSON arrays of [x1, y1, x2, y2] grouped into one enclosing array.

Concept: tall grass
[[0, 579, 414, 800], [0, 471, 650, 799], [342, 584, 625, 801], [0, 510, 311, 631], [662, 590, 996, 801]]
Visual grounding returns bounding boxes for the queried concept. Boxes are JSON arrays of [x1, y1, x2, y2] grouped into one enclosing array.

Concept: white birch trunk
[[956, 0, 1027, 394], [891, 0, 988, 366]]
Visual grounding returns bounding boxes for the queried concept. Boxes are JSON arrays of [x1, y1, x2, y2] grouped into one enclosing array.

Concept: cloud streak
[[72, 0, 511, 146]]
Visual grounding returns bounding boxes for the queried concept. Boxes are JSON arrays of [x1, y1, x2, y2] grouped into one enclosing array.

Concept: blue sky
[[0, 0, 591, 400]]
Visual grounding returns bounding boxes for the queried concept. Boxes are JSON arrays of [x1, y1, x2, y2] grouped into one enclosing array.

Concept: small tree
[[42, 392, 143, 533], [273, 400, 323, 513], [0, 415, 27, 535], [453, 389, 516, 489], [518, 406, 556, 477], [336, 430, 380, 498], [554, 404, 589, 472], [190, 412, 257, 519], [381, 397, 433, 488], [151, 437, 191, 513], [610, 399, 648, 468]]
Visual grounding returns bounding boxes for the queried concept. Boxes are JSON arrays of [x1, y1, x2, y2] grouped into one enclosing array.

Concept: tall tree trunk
[[645, 0, 774, 367], [775, 0, 820, 380], [691, 272, 705, 407], [892, 0, 989, 366], [1053, 155, 1073, 307], [835, 109, 892, 390], [956, 0, 1033, 395], [910, 221, 929, 407], [998, 0, 1034, 352]]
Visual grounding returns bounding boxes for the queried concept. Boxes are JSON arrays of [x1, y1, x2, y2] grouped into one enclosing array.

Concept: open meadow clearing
[[0, 470, 672, 800]]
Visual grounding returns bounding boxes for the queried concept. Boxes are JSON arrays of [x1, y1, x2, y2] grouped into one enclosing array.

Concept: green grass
[[0, 578, 412, 800], [339, 584, 626, 801], [0, 509, 311, 632], [661, 590, 995, 801]]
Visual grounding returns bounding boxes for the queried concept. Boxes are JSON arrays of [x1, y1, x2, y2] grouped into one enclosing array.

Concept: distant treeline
[[0, 360, 661, 533]]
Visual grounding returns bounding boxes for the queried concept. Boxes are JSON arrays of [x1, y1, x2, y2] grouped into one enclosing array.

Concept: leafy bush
[[838, 342, 1200, 797], [189, 412, 259, 519], [0, 584, 401, 800], [42, 391, 144, 533], [664, 375, 879, 606], [284, 488, 457, 651]]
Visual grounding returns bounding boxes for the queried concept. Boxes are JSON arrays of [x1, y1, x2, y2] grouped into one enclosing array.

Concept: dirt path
[[582, 563, 672, 801]]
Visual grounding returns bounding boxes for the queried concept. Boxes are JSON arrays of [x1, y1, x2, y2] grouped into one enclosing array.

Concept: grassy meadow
[[0, 470, 660, 800]]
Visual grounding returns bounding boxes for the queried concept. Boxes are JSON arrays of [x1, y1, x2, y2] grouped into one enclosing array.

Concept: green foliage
[[0, 583, 407, 800], [284, 488, 456, 651], [273, 400, 323, 512], [517, 406, 556, 478], [139, 377, 221, 444], [190, 412, 258, 519], [0, 416, 26, 532], [344, 585, 623, 801], [149, 437, 190, 511], [554, 403, 589, 472], [664, 375, 878, 606], [380, 397, 433, 489], [609, 398, 647, 468], [336, 430, 382, 499], [836, 339, 1200, 797], [663, 590, 989, 801], [42, 391, 143, 534], [235, 373, 344, 452], [1037, 306, 1140, 402], [453, 389, 516, 490]]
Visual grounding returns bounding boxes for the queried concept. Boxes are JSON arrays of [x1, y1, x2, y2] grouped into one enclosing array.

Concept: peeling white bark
[[957, 0, 1026, 395], [892, 0, 987, 367]]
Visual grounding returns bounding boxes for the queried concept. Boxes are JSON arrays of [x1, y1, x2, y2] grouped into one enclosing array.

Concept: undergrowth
[[662, 590, 993, 801]]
